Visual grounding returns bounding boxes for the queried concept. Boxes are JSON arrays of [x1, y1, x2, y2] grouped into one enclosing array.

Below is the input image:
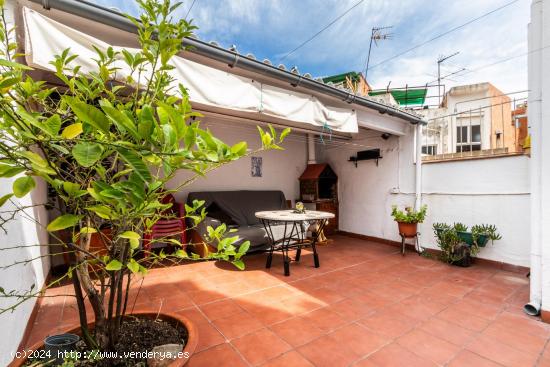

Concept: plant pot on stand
[[397, 221, 419, 256]]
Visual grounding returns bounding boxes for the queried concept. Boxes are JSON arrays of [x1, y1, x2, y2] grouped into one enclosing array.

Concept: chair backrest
[[160, 193, 179, 216], [150, 219, 184, 236]]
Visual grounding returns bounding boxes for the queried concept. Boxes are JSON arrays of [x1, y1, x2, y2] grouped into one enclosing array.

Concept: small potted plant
[[391, 205, 428, 237], [433, 222, 501, 267]]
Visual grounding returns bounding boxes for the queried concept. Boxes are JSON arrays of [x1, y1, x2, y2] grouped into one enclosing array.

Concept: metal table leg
[[310, 219, 326, 268], [262, 219, 275, 269]]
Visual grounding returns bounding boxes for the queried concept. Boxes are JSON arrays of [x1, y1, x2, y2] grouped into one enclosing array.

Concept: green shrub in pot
[[433, 222, 501, 266]]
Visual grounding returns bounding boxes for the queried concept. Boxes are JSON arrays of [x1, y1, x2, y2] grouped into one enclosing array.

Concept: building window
[[456, 125, 481, 152], [421, 145, 437, 155]]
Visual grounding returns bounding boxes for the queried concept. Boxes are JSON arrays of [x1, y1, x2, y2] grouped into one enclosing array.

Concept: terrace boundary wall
[[320, 128, 530, 268]]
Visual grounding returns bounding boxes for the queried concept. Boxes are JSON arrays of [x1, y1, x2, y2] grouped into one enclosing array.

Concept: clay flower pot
[[397, 221, 418, 238], [10, 311, 197, 367]]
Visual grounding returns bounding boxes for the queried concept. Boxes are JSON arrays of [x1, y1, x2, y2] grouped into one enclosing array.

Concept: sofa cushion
[[206, 202, 237, 225], [187, 191, 287, 226]]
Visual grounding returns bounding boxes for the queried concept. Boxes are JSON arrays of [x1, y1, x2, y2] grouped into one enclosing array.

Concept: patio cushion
[[187, 190, 287, 226], [187, 190, 293, 250]]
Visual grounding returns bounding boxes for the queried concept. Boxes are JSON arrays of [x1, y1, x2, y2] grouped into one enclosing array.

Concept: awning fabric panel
[[22, 7, 358, 133]]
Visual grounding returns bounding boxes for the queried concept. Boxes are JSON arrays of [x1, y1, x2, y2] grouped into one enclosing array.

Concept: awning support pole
[[415, 124, 423, 210]]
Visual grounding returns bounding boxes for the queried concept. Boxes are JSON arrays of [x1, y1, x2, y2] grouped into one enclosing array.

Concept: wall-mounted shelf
[[349, 149, 382, 167]]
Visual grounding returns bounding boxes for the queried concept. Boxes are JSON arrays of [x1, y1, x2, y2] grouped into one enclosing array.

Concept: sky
[[95, 0, 531, 104]]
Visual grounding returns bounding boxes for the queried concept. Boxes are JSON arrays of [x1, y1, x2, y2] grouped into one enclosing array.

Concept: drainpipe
[[307, 134, 316, 164], [415, 124, 423, 210], [525, 0, 543, 316]]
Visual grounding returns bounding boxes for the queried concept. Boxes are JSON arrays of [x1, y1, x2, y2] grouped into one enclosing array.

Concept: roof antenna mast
[[437, 51, 459, 105], [363, 26, 393, 82]]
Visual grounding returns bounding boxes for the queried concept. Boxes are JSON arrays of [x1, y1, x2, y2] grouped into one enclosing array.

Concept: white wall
[[0, 181, 50, 364], [320, 127, 531, 267], [167, 116, 308, 203]]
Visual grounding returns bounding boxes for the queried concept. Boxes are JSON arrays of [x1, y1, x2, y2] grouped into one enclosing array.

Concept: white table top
[[255, 209, 335, 221]]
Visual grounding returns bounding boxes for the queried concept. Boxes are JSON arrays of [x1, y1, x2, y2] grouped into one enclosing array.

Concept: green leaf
[[0, 59, 32, 70], [64, 98, 110, 133], [0, 193, 13, 207], [80, 227, 97, 234], [232, 259, 245, 270], [19, 151, 48, 167], [230, 141, 248, 156], [175, 249, 188, 258], [0, 77, 19, 89], [127, 258, 139, 274], [0, 164, 25, 178], [16, 109, 58, 137], [61, 123, 83, 139], [120, 231, 141, 250], [105, 259, 123, 271], [72, 143, 103, 167], [13, 176, 35, 197], [44, 115, 62, 136], [280, 127, 291, 141], [116, 148, 151, 182], [86, 205, 115, 219], [162, 124, 176, 150], [47, 214, 81, 231], [63, 181, 81, 197], [238, 241, 250, 254], [100, 100, 140, 140]]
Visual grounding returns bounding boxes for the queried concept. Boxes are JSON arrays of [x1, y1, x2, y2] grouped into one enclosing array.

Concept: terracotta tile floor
[[24, 235, 550, 366]]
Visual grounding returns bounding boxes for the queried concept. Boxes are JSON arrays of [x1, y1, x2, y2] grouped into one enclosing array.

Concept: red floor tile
[[326, 323, 388, 357], [358, 310, 418, 339], [261, 351, 314, 367], [212, 311, 264, 340], [231, 328, 292, 366], [23, 235, 550, 367], [365, 342, 437, 367], [397, 329, 462, 365], [297, 334, 361, 367], [269, 316, 325, 347], [466, 334, 540, 367], [188, 343, 247, 367], [448, 350, 506, 367], [418, 317, 476, 347], [199, 298, 244, 321], [300, 307, 348, 333]]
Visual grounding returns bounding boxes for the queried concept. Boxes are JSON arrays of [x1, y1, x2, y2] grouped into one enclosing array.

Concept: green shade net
[[369, 88, 427, 106], [322, 71, 361, 84]]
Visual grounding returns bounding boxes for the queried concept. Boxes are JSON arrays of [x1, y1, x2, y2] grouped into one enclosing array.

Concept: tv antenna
[[437, 51, 460, 104], [363, 26, 393, 81]]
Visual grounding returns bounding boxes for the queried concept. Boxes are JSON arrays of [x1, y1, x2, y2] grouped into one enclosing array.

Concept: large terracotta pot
[[397, 221, 418, 238], [10, 311, 197, 367]]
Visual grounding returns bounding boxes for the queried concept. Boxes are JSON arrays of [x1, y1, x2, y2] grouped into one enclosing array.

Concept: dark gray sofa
[[187, 190, 297, 251]]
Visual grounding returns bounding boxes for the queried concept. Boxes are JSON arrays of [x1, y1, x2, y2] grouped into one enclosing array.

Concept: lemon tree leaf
[[47, 214, 81, 231], [13, 176, 35, 197], [61, 123, 83, 139]]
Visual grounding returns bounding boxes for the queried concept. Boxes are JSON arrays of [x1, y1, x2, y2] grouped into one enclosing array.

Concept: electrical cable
[[367, 0, 520, 72], [185, 0, 197, 19], [276, 0, 366, 64], [437, 44, 550, 83]]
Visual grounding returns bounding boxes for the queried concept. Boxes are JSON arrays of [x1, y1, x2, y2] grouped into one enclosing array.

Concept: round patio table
[[255, 210, 335, 276]]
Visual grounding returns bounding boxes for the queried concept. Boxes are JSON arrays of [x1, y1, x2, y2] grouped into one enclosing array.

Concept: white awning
[[22, 7, 358, 133]]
